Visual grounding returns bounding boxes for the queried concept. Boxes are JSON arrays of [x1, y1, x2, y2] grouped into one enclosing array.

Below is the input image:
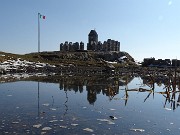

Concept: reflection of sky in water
[[0, 78, 180, 135]]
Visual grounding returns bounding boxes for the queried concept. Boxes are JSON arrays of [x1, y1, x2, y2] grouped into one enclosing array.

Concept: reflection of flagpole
[[63, 90, 68, 116], [38, 13, 40, 53], [38, 82, 40, 117]]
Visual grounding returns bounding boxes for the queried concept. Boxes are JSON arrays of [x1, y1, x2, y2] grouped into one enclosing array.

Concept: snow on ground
[[0, 58, 56, 73], [0, 54, 5, 57], [106, 61, 118, 64]]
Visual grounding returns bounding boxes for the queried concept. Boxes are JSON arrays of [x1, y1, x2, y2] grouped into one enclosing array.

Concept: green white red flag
[[39, 13, 45, 19]]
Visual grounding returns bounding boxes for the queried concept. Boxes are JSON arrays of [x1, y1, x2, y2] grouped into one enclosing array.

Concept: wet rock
[[41, 111, 46, 114], [109, 116, 118, 120]]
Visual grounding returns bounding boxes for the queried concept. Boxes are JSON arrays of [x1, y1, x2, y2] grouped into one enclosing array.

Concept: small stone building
[[60, 41, 84, 52]]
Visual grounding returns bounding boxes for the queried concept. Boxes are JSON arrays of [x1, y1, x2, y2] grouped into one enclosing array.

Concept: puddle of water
[[0, 76, 180, 135]]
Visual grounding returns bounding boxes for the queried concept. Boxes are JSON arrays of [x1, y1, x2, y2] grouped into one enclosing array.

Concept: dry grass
[[0, 51, 136, 69]]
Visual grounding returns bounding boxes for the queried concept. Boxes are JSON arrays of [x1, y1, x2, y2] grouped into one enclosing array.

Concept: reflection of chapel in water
[[59, 76, 132, 105], [86, 78, 119, 104]]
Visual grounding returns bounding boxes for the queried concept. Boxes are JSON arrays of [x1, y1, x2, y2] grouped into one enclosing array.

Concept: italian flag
[[39, 13, 45, 19]]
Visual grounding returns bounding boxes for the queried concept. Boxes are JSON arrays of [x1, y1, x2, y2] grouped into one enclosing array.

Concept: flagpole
[[38, 13, 40, 53]]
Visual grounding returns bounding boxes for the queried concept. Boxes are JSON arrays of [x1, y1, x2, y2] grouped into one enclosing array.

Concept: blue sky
[[0, 0, 180, 61]]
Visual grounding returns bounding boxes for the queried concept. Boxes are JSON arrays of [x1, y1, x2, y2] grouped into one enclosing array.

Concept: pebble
[[109, 116, 118, 120]]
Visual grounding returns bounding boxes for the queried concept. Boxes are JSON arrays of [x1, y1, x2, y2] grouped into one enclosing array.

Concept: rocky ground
[[0, 51, 136, 75]]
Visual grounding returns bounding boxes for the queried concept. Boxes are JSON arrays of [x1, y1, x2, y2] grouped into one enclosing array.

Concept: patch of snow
[[130, 128, 145, 132], [164, 107, 172, 111], [59, 125, 67, 128], [0, 58, 56, 73], [0, 54, 5, 57], [97, 119, 115, 124], [71, 124, 79, 126], [33, 124, 42, 128], [50, 108, 57, 111], [83, 128, 94, 132], [105, 61, 117, 64], [42, 127, 52, 131], [49, 120, 58, 123], [42, 103, 50, 106], [109, 108, 116, 111], [12, 122, 19, 124]]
